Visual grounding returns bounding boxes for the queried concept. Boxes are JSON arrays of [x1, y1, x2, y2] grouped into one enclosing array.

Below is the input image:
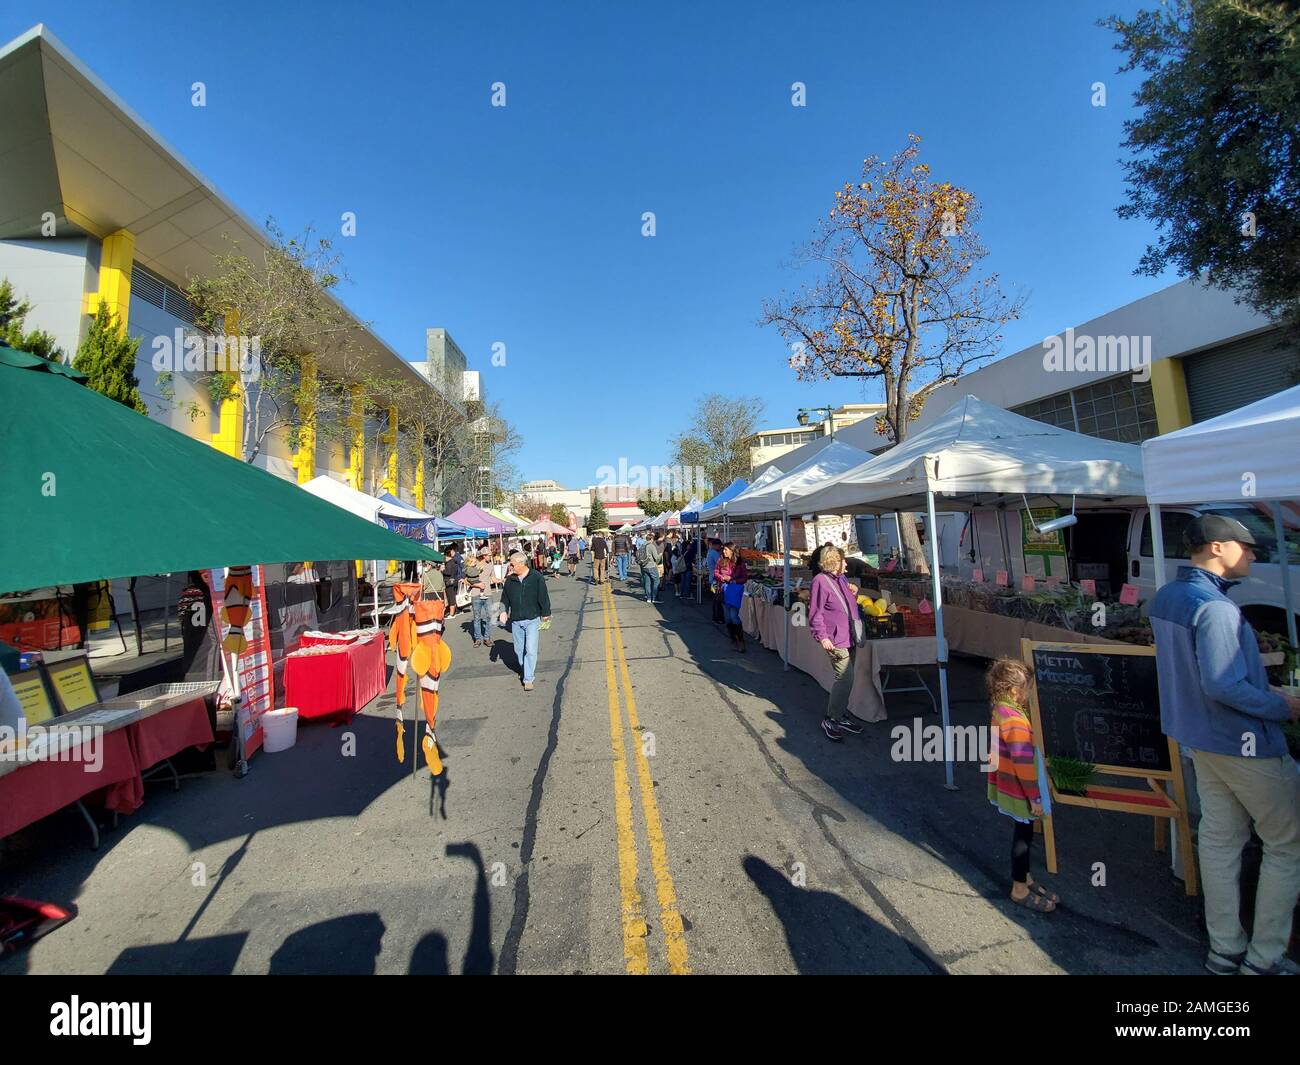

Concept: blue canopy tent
[[376, 494, 488, 545], [681, 478, 748, 602]]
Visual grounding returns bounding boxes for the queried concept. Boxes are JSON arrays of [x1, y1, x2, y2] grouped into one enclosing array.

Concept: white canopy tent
[[300, 475, 423, 628], [784, 395, 1147, 788], [713, 441, 878, 684], [1141, 383, 1300, 648]]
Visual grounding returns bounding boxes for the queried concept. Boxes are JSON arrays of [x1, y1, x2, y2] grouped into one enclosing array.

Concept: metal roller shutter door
[[1183, 330, 1299, 422]]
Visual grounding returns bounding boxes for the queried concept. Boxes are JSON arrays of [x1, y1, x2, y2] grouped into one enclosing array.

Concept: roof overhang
[[0, 25, 431, 395]]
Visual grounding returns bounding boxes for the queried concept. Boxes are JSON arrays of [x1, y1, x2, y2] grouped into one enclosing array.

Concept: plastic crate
[[902, 612, 936, 637], [864, 614, 906, 640]]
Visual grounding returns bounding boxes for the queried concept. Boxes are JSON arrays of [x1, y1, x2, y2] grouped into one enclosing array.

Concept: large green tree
[[73, 303, 146, 412], [587, 497, 608, 530], [1106, 1, 1300, 334], [669, 394, 765, 497]]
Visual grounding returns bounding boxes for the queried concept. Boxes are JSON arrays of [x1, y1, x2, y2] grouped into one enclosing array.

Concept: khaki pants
[[826, 646, 856, 721], [593, 556, 607, 583], [1190, 748, 1300, 969]]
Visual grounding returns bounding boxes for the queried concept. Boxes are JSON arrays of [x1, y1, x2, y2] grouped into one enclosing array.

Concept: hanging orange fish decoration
[[388, 582, 453, 776], [221, 566, 254, 654]]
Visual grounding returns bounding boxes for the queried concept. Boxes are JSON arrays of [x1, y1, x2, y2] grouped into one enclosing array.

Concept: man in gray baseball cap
[[1150, 511, 1300, 975]]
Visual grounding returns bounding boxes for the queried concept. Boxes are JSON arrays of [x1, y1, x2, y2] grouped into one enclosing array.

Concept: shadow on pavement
[[646, 583, 1204, 975]]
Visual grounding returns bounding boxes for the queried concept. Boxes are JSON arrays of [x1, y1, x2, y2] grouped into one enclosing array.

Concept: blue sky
[[2, 0, 1169, 491]]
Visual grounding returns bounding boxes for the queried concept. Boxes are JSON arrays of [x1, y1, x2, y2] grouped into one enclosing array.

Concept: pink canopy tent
[[447, 501, 515, 536], [527, 518, 575, 536]]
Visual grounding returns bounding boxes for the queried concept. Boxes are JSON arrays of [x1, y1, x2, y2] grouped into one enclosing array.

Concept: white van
[[1069, 503, 1300, 635], [947, 503, 1298, 636]]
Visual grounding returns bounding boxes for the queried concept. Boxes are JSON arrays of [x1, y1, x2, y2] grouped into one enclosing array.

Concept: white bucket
[[262, 707, 299, 753]]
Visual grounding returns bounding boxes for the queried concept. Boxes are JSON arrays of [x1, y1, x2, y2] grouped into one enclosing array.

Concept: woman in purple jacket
[[807, 546, 866, 742]]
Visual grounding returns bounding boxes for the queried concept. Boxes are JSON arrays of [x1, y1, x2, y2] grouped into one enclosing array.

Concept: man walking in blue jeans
[[499, 550, 552, 692], [613, 529, 632, 582], [1150, 514, 1300, 976]]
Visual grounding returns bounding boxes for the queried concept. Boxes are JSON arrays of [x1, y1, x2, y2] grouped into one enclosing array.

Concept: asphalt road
[[2, 565, 1210, 974]]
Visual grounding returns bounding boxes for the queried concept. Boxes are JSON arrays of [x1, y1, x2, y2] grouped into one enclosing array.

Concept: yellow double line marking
[[600, 580, 690, 974]]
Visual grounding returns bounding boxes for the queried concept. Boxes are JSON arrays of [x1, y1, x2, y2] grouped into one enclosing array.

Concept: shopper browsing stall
[[808, 545, 867, 742]]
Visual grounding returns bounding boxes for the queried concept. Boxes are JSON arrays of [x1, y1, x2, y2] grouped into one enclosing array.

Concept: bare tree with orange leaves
[[762, 134, 1024, 570]]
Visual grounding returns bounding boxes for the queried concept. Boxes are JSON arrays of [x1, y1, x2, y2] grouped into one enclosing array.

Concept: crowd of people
[[414, 513, 1299, 974]]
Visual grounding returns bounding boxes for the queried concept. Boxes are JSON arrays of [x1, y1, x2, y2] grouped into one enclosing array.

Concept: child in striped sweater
[[986, 657, 1058, 913]]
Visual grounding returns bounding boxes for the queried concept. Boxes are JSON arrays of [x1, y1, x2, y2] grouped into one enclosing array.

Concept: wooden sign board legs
[[1020, 639, 1198, 897]]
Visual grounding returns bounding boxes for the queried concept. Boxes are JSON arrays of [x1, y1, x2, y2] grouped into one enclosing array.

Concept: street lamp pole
[[797, 405, 836, 439]]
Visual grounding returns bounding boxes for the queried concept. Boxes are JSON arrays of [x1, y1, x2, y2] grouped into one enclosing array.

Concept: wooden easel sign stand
[[1020, 639, 1198, 896]]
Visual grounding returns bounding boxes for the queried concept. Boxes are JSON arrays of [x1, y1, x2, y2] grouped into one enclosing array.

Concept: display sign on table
[[1119, 583, 1140, 605], [45, 655, 100, 715], [972, 568, 984, 583], [1079, 579, 1096, 597], [995, 570, 1008, 587], [7, 669, 56, 725], [1020, 574, 1035, 593]]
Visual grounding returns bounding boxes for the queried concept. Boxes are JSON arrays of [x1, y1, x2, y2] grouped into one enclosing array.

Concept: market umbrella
[[0, 345, 441, 593]]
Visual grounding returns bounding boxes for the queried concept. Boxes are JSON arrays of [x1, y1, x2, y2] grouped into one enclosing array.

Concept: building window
[[1013, 375, 1158, 443]]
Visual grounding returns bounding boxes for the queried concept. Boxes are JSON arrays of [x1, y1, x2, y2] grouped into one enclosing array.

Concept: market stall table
[[742, 596, 938, 722], [284, 633, 388, 721], [0, 691, 214, 847]]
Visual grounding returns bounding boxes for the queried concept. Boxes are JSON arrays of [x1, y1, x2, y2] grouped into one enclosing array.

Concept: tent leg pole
[[998, 506, 1012, 578], [1272, 502, 1298, 651], [782, 508, 791, 671], [1150, 504, 1168, 590], [926, 489, 956, 791]]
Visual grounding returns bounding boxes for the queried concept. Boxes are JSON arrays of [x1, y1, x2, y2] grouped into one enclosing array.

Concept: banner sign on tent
[[379, 517, 438, 543], [205, 565, 273, 758]]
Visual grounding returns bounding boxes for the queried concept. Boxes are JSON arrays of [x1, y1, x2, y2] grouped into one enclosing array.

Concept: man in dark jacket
[[499, 550, 552, 691], [1150, 514, 1300, 975], [613, 530, 632, 582], [591, 532, 609, 585]]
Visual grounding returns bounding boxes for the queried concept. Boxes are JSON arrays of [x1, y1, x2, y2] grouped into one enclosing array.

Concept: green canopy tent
[[0, 343, 441, 592], [1, 343, 442, 773]]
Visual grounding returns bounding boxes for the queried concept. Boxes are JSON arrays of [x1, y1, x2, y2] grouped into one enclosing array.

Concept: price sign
[[1119, 583, 1140, 606], [1080, 579, 1097, 597], [995, 570, 1009, 587], [45, 656, 100, 715], [972, 568, 984, 583], [1020, 574, 1036, 592], [8, 670, 55, 724]]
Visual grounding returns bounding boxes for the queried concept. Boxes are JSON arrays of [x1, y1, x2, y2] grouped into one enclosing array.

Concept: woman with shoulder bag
[[807, 545, 867, 742]]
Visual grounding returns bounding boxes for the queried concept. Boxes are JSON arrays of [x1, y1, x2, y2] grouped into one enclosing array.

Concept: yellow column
[[1150, 357, 1193, 435], [414, 421, 426, 511], [292, 354, 317, 484], [93, 229, 135, 330], [211, 309, 244, 458], [382, 408, 400, 574], [382, 406, 399, 496], [345, 385, 365, 490]]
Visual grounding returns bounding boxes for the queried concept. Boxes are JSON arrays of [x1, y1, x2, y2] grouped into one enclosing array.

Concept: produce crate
[[901, 611, 936, 637], [864, 614, 906, 640]]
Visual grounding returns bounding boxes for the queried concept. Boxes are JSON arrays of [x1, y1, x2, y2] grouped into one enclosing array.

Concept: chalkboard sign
[[1027, 643, 1170, 773]]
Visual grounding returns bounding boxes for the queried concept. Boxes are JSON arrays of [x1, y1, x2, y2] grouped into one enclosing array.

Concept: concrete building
[[749, 403, 884, 470], [0, 25, 478, 516], [516, 480, 592, 526], [911, 278, 1296, 440]]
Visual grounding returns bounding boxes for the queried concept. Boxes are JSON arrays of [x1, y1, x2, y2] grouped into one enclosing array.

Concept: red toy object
[[0, 896, 75, 957]]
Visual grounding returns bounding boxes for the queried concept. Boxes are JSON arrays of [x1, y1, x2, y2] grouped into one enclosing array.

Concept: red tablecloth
[[0, 728, 140, 839], [127, 697, 214, 772], [284, 635, 388, 721], [0, 697, 215, 840]]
